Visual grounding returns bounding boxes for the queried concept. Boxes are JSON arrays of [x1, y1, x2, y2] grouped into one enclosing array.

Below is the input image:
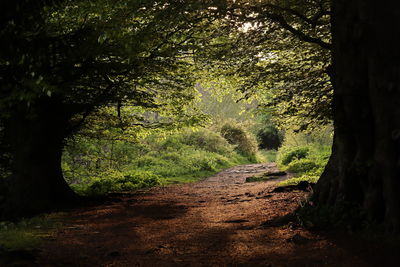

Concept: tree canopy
[[193, 0, 332, 130], [0, 0, 221, 217]]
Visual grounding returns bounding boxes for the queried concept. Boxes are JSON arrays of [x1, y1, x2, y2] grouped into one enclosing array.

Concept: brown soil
[[36, 163, 398, 267]]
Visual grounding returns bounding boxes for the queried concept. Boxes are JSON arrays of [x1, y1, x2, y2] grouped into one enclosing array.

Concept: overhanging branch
[[264, 12, 331, 50]]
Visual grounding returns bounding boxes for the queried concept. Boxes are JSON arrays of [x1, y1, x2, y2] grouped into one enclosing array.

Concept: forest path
[[38, 163, 391, 266]]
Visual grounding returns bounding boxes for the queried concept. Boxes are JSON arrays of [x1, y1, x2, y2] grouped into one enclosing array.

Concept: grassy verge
[[0, 213, 63, 251], [63, 127, 261, 196], [276, 144, 330, 187], [274, 126, 332, 187], [258, 149, 277, 163]]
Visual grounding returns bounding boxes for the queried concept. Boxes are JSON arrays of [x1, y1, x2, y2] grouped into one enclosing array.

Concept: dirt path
[[37, 163, 397, 266]]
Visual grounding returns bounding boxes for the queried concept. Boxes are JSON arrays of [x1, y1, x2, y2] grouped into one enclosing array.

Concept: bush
[[63, 125, 257, 195], [160, 135, 185, 151], [277, 145, 329, 179], [275, 126, 333, 186], [256, 125, 283, 150], [253, 113, 283, 150], [220, 123, 258, 159], [135, 155, 165, 168], [286, 158, 318, 173], [279, 146, 310, 166], [181, 129, 233, 155], [72, 170, 161, 196]]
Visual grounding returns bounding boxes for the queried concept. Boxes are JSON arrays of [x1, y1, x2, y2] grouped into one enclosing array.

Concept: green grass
[[286, 158, 319, 173], [276, 144, 331, 186], [278, 146, 309, 166], [0, 230, 43, 250], [0, 213, 63, 251], [70, 169, 162, 196], [64, 128, 257, 196], [274, 126, 332, 187], [259, 149, 277, 162], [162, 170, 223, 184]]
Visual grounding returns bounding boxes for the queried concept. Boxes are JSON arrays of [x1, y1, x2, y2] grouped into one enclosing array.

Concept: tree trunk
[[1, 97, 80, 219], [313, 1, 400, 232]]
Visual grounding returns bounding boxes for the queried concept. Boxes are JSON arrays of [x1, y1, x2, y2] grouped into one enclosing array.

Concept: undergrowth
[[275, 126, 332, 186], [63, 127, 263, 196], [71, 170, 161, 196]]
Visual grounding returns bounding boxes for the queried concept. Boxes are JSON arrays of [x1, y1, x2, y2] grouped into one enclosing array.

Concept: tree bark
[[1, 97, 80, 219], [314, 0, 400, 232]]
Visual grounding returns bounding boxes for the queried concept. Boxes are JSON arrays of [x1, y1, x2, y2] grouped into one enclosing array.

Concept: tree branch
[[263, 12, 331, 50]]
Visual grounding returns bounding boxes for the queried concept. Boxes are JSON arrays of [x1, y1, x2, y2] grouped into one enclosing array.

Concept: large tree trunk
[[313, 1, 400, 232], [1, 97, 80, 219]]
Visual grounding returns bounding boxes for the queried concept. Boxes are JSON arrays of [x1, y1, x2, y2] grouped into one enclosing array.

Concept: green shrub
[[161, 152, 182, 162], [256, 125, 283, 150], [82, 179, 114, 196], [220, 123, 258, 159], [160, 135, 184, 150], [279, 146, 310, 166], [277, 145, 329, 179], [275, 126, 333, 186], [286, 158, 318, 173], [135, 155, 165, 168], [72, 170, 161, 196], [182, 129, 233, 155], [64, 125, 257, 195]]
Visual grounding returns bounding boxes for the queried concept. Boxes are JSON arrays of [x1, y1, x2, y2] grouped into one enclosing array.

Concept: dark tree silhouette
[[314, 0, 400, 232], [0, 0, 209, 218]]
